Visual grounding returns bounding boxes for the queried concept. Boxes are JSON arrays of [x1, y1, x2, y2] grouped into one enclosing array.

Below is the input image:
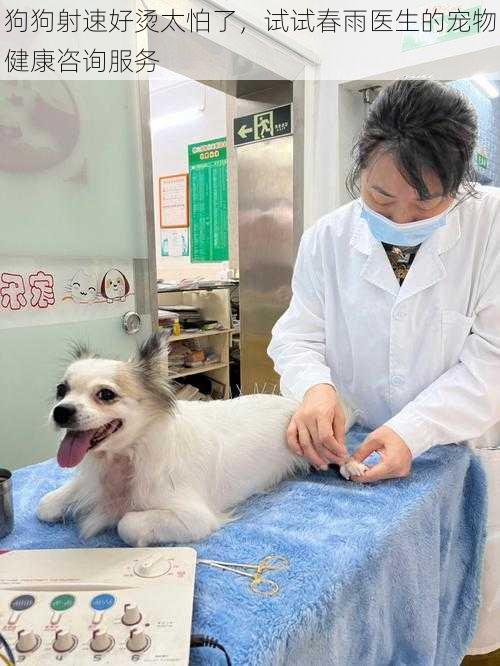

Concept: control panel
[[0, 547, 197, 664]]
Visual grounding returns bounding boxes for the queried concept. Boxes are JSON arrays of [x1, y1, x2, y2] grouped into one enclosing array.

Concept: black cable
[[190, 634, 231, 666], [0, 631, 15, 665]]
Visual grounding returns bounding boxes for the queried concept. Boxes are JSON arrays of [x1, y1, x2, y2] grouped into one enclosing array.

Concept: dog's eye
[[56, 383, 67, 399], [97, 388, 117, 402]]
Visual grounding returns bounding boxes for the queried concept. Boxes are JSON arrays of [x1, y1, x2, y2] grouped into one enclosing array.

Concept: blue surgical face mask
[[360, 200, 451, 247]]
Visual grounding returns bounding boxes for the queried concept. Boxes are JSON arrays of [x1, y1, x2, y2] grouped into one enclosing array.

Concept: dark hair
[[346, 79, 478, 200]]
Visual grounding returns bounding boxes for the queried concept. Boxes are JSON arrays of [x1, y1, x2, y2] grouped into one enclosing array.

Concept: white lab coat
[[268, 188, 500, 655]]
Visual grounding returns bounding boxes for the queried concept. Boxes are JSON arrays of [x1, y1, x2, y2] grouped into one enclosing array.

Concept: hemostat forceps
[[197, 554, 289, 597]]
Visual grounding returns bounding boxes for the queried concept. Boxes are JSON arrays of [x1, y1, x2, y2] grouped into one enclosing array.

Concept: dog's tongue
[[57, 430, 95, 468]]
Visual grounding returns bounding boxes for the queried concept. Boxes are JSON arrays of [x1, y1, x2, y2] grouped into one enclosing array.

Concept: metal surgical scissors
[[197, 554, 289, 597]]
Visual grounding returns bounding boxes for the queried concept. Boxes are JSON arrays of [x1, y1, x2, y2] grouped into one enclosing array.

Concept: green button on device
[[50, 594, 75, 612]]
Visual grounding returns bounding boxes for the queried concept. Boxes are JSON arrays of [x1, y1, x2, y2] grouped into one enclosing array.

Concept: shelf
[[167, 328, 236, 342], [158, 287, 235, 398], [158, 281, 238, 294], [168, 362, 228, 380]]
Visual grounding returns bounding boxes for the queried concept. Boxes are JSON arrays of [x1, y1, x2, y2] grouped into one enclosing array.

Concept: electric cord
[[0, 631, 15, 665], [190, 634, 232, 665]]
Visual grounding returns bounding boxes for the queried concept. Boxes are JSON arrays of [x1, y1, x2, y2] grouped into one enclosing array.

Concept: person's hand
[[350, 425, 412, 483], [287, 384, 349, 470]]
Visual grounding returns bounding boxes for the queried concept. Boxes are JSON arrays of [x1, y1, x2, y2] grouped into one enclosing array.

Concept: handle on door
[[122, 311, 142, 335]]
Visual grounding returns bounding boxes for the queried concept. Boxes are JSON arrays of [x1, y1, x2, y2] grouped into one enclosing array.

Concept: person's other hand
[[350, 425, 412, 483], [287, 384, 349, 470]]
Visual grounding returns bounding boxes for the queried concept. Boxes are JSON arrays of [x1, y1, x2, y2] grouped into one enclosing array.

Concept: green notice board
[[188, 137, 228, 262]]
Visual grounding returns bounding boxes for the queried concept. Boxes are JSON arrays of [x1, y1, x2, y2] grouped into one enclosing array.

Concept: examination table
[[1, 426, 487, 665]]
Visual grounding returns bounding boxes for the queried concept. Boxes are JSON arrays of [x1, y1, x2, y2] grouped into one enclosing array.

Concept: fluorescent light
[[151, 107, 203, 132], [472, 74, 499, 99]]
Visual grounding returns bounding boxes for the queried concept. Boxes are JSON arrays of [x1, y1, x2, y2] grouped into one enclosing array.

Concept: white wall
[[150, 72, 228, 281]]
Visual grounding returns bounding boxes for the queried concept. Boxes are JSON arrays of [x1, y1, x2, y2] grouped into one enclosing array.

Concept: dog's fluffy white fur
[[37, 333, 366, 546]]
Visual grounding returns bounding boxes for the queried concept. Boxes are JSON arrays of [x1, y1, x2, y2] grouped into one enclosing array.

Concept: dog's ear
[[132, 331, 175, 411], [69, 341, 97, 361], [121, 271, 130, 295], [100, 272, 108, 298], [136, 330, 169, 369]]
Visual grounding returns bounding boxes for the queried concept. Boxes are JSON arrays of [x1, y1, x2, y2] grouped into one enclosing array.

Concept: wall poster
[[159, 173, 189, 229], [0, 256, 135, 329], [188, 138, 228, 263]]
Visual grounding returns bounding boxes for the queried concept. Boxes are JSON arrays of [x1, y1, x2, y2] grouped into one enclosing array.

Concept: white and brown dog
[[37, 333, 366, 546]]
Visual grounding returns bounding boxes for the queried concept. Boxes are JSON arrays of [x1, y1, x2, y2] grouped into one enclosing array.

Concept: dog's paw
[[118, 512, 154, 548], [340, 459, 368, 481], [36, 491, 66, 523], [78, 513, 110, 540]]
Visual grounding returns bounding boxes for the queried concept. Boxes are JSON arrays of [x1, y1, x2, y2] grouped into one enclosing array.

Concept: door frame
[[136, 0, 321, 313], [137, 80, 159, 322]]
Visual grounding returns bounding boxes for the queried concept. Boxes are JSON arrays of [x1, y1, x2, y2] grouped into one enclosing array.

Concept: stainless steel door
[[237, 134, 294, 393]]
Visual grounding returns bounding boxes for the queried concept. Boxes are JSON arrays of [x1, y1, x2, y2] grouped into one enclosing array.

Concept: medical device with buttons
[[0, 547, 196, 664]]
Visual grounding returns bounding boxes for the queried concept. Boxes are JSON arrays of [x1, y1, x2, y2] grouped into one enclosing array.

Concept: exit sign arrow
[[234, 105, 292, 146], [237, 124, 253, 139]]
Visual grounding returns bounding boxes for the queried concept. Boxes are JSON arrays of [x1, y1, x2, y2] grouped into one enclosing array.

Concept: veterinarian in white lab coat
[[268, 80, 500, 656]]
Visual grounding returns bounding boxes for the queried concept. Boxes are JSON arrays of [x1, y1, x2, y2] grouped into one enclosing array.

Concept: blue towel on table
[[1, 426, 487, 666]]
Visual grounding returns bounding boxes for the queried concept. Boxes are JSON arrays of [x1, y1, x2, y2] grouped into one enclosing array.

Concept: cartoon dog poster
[[100, 268, 130, 303]]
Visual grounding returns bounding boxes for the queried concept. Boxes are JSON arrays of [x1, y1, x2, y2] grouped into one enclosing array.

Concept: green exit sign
[[476, 153, 489, 169]]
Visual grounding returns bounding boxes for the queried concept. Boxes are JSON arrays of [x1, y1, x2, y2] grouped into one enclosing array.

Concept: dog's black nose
[[53, 404, 77, 427]]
